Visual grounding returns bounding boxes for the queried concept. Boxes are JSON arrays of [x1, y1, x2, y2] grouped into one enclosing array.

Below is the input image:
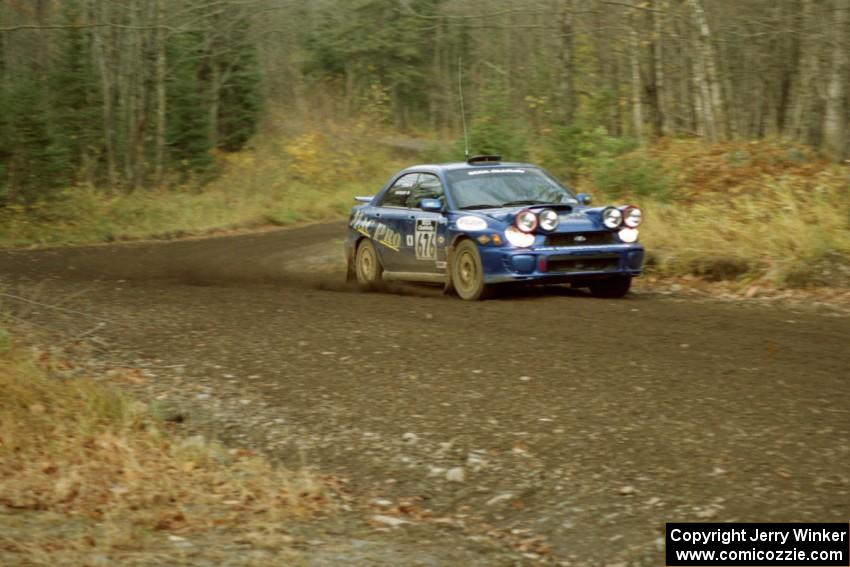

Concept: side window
[[407, 173, 445, 208], [378, 173, 419, 208]]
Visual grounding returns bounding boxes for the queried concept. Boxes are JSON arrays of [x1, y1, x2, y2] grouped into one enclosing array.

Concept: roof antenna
[[458, 56, 470, 160]]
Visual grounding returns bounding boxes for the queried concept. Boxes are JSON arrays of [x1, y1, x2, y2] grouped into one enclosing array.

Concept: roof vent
[[467, 154, 502, 165]]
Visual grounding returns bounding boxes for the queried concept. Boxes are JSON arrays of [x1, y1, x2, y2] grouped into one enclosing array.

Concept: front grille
[[545, 231, 616, 247], [547, 254, 621, 273]]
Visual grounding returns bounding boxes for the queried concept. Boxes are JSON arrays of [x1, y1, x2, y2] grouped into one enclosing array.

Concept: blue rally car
[[344, 155, 645, 300]]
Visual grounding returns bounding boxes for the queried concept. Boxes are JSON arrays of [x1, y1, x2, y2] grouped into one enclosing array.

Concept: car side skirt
[[382, 271, 448, 284]]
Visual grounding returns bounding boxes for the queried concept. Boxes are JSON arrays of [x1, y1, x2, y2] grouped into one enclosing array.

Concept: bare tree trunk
[[592, 4, 623, 137], [428, 16, 442, 132], [91, 0, 117, 187], [124, 0, 141, 189], [205, 12, 221, 149], [0, 2, 7, 85], [664, 5, 680, 133], [786, 0, 818, 143], [154, 0, 166, 185], [629, 9, 644, 144], [132, 1, 154, 189], [691, 56, 707, 138], [689, 28, 714, 140], [208, 62, 221, 149], [559, 0, 575, 125], [649, 0, 667, 137], [773, 1, 795, 136], [687, 0, 726, 140], [823, 0, 849, 161], [722, 43, 740, 138]]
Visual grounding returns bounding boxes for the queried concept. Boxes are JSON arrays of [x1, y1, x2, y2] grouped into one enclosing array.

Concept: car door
[[371, 173, 419, 271], [398, 173, 449, 274]]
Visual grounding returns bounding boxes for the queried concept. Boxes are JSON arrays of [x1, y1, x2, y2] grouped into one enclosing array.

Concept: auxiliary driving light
[[515, 210, 538, 233], [505, 225, 535, 248], [618, 228, 639, 243], [623, 206, 643, 228], [602, 207, 623, 229], [539, 209, 559, 231]]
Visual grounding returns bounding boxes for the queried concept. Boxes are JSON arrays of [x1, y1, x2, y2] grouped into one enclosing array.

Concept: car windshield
[[446, 167, 577, 210]]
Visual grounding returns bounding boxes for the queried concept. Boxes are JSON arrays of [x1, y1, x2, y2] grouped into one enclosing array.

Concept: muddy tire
[[355, 239, 383, 289], [450, 240, 492, 301], [588, 276, 632, 298]]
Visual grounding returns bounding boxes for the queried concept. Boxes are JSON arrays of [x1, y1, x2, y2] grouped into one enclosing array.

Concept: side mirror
[[419, 198, 443, 213], [576, 193, 592, 205]]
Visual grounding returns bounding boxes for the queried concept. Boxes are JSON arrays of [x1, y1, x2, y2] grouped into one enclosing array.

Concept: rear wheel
[[355, 239, 382, 289], [588, 276, 632, 298], [450, 240, 492, 301]]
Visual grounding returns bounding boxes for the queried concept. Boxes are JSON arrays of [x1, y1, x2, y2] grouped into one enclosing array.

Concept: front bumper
[[479, 243, 645, 284]]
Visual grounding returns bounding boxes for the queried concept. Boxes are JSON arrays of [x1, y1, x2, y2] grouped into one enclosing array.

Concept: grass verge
[[0, 327, 336, 565], [640, 180, 850, 286], [585, 139, 850, 287]]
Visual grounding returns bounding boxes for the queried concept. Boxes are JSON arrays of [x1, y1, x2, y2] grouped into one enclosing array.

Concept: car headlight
[[515, 210, 538, 233], [602, 207, 623, 229], [504, 225, 535, 248], [623, 206, 642, 228], [538, 209, 559, 231], [618, 228, 639, 243]]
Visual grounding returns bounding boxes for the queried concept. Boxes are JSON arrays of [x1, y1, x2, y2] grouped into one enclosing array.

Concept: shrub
[[589, 153, 675, 201], [464, 81, 529, 160], [533, 126, 638, 183]]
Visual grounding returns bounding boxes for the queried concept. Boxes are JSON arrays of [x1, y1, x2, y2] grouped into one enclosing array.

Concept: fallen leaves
[[0, 341, 340, 564], [445, 467, 465, 482], [28, 403, 46, 415], [485, 493, 513, 506], [154, 511, 187, 531], [370, 514, 413, 528], [362, 493, 554, 558], [477, 523, 553, 558]]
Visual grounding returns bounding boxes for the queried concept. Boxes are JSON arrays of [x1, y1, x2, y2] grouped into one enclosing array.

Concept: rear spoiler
[[354, 196, 373, 203]]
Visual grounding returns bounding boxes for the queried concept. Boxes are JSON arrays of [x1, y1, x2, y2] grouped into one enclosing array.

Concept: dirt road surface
[[2, 222, 848, 565]]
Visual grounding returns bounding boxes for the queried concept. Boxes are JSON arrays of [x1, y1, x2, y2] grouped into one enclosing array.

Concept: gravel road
[[2, 222, 848, 566]]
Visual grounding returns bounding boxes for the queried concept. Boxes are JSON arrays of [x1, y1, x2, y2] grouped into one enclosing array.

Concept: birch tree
[[629, 5, 644, 144], [687, 0, 726, 140], [823, 0, 849, 161]]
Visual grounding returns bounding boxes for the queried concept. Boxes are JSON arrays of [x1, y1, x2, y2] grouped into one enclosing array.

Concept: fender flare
[[346, 236, 364, 283], [443, 234, 472, 294]]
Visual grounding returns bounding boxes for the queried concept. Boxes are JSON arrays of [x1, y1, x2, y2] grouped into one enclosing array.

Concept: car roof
[[397, 161, 537, 175]]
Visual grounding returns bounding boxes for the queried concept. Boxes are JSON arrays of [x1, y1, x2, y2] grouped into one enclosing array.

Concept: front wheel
[[450, 240, 492, 301], [588, 276, 632, 298], [355, 239, 383, 289]]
